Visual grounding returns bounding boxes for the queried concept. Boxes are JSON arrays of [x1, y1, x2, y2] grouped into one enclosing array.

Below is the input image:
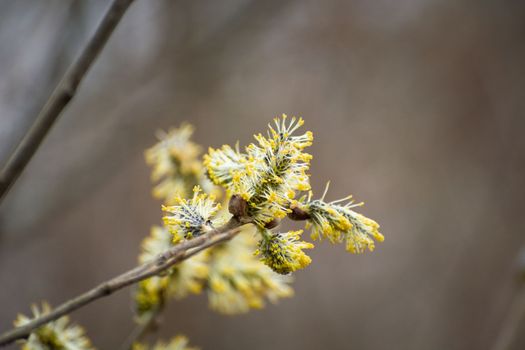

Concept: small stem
[[0, 218, 245, 347], [491, 284, 525, 350], [120, 307, 161, 350], [287, 206, 311, 221], [0, 0, 135, 203]]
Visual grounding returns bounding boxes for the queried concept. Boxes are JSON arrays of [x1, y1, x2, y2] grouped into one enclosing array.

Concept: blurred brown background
[[1, 0, 525, 349]]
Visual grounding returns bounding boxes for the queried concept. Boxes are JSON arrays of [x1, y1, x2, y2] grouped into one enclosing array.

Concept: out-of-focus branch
[[0, 0, 135, 203], [0, 217, 245, 347], [491, 286, 525, 350], [491, 250, 525, 350], [120, 306, 162, 350]]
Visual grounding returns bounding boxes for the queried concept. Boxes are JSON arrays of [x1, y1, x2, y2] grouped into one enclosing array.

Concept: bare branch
[[0, 217, 245, 347], [0, 0, 135, 203], [491, 285, 525, 350], [491, 251, 525, 350], [119, 305, 162, 350]]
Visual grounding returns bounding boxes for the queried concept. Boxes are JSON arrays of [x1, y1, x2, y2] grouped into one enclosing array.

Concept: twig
[[0, 0, 135, 203], [491, 285, 525, 350], [491, 250, 525, 350], [120, 306, 161, 350], [120, 287, 166, 350], [0, 217, 245, 347]]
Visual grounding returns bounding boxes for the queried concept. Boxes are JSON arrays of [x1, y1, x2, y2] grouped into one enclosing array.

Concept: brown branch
[[491, 284, 525, 350], [119, 306, 162, 350], [287, 206, 311, 221], [0, 217, 245, 347], [491, 251, 525, 350], [0, 0, 135, 203]]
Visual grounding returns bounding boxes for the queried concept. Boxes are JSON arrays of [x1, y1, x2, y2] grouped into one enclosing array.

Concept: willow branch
[[0, 0, 135, 203], [491, 250, 525, 350], [120, 283, 166, 350], [0, 217, 245, 347], [119, 306, 161, 350], [491, 285, 525, 350]]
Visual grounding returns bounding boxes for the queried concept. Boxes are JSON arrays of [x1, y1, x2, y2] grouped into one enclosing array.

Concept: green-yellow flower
[[299, 186, 384, 254], [14, 302, 94, 350], [133, 335, 198, 350], [205, 115, 313, 228], [203, 144, 247, 190], [145, 124, 218, 204], [135, 226, 209, 318], [256, 229, 314, 274], [207, 225, 293, 314], [162, 186, 221, 241]]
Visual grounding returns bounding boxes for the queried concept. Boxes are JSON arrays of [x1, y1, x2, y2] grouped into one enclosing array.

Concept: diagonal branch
[[491, 285, 525, 350], [0, 0, 135, 203], [119, 305, 162, 350], [0, 217, 246, 347], [491, 252, 525, 350]]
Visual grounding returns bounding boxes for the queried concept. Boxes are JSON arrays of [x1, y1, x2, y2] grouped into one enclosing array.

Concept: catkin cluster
[[203, 115, 384, 273], [12, 116, 383, 350]]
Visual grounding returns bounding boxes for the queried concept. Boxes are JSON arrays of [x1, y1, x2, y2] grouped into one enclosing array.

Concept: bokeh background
[[1, 0, 525, 349]]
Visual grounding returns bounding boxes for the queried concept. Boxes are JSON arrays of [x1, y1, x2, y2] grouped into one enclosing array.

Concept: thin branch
[[491, 285, 525, 350], [0, 217, 245, 347], [120, 286, 166, 350], [491, 250, 525, 350], [119, 306, 161, 350], [0, 0, 135, 203]]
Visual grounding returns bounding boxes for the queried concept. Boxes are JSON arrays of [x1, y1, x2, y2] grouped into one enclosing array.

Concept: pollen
[[256, 230, 314, 275]]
